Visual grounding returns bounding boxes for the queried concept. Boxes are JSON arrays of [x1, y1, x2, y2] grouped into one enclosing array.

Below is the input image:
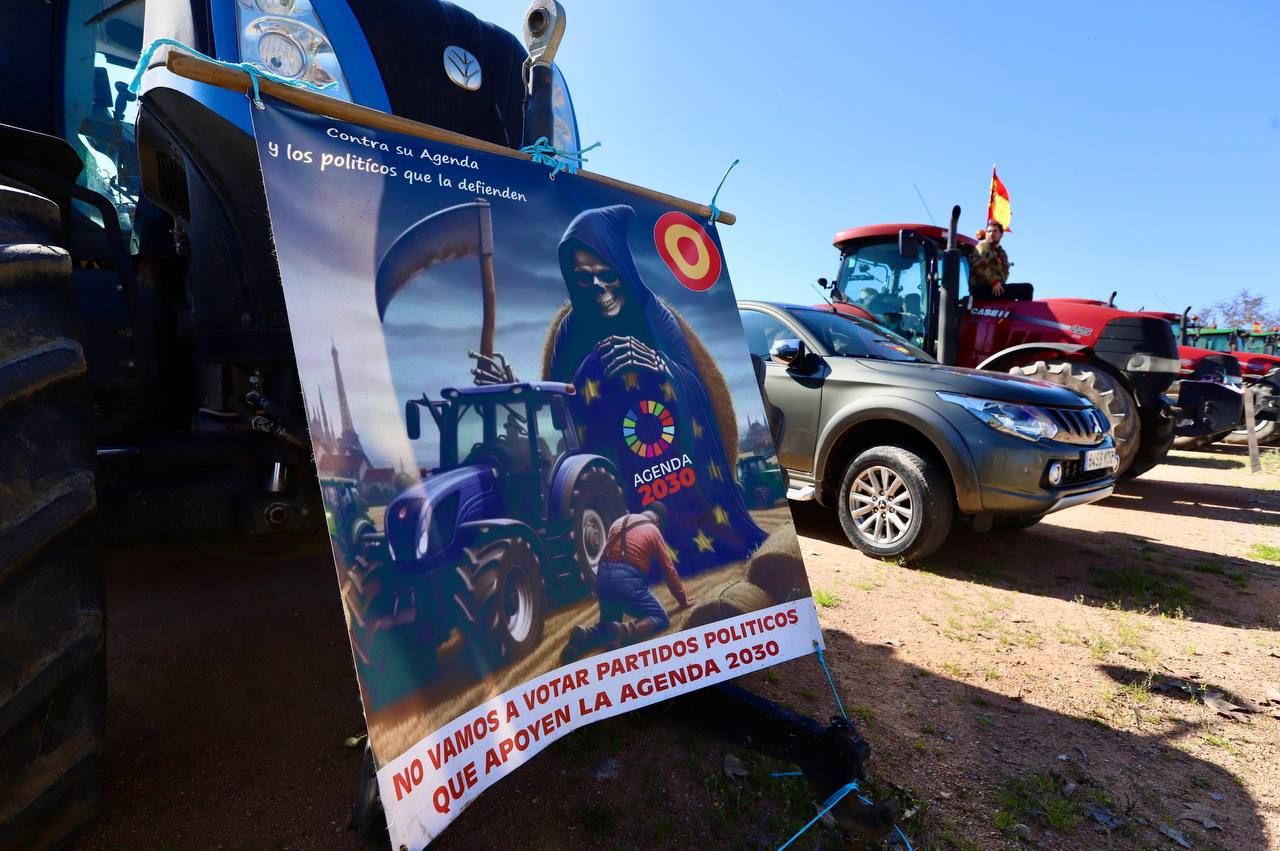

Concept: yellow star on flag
[[661, 381, 677, 401], [693, 530, 715, 553], [667, 545, 680, 563], [577, 425, 586, 443], [712, 505, 729, 526], [707, 461, 723, 481], [582, 378, 600, 405], [691, 419, 704, 439], [623, 372, 640, 390]]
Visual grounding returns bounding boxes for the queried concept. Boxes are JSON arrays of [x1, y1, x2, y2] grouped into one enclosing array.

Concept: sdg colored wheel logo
[[622, 400, 675, 458], [654, 211, 722, 292]]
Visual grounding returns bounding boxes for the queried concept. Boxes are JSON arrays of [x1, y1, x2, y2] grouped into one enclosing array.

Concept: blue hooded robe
[[543, 205, 767, 575]]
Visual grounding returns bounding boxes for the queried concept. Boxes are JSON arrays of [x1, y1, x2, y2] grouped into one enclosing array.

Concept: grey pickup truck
[[739, 301, 1118, 560]]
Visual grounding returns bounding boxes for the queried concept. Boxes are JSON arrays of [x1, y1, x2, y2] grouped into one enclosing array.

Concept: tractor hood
[[838, 359, 1092, 408], [384, 464, 493, 565]]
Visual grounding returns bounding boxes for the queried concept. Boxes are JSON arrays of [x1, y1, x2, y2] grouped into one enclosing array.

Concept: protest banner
[[251, 95, 821, 848]]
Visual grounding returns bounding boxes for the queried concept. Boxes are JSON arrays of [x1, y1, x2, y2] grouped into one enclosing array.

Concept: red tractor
[[818, 207, 1239, 477], [1168, 313, 1280, 446]]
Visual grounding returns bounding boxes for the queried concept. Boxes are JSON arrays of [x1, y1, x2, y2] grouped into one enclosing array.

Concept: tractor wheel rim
[[504, 564, 535, 643], [581, 508, 607, 573], [849, 465, 912, 546]]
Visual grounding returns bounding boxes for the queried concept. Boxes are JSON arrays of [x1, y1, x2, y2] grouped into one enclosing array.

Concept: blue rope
[[813, 641, 847, 721], [518, 136, 601, 179], [707, 157, 740, 224], [773, 774, 916, 851], [129, 37, 337, 108]]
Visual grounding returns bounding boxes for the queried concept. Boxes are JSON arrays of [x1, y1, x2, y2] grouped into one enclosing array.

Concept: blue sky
[[459, 0, 1278, 316]]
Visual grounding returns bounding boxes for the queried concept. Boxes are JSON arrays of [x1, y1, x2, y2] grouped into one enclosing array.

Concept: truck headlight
[[938, 392, 1060, 443], [236, 1, 351, 101]]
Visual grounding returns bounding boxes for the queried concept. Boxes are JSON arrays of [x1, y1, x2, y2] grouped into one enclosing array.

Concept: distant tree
[[1194, 289, 1280, 329]]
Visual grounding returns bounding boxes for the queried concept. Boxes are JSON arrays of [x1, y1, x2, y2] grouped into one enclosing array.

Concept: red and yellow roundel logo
[[654, 211, 722, 292]]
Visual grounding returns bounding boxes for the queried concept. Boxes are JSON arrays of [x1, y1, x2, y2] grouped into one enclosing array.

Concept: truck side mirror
[[898, 229, 922, 260], [771, 338, 814, 372], [405, 401, 420, 440]]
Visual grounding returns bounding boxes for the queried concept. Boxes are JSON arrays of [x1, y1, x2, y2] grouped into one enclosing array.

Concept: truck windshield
[[787, 308, 934, 364]]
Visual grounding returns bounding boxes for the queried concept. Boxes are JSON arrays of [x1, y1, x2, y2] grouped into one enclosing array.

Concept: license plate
[[1083, 447, 1117, 472]]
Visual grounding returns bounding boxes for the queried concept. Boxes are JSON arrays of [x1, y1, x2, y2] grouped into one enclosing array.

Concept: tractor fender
[[454, 519, 552, 574], [977, 343, 1149, 407], [975, 342, 1091, 373], [814, 396, 983, 515], [548, 454, 620, 523]]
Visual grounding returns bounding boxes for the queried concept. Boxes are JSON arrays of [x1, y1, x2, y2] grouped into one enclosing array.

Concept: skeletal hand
[[469, 351, 516, 386], [594, 336, 667, 378]]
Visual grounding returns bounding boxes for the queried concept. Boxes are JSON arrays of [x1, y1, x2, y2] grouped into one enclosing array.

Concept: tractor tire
[[0, 180, 104, 848], [1223, 385, 1278, 446], [567, 465, 625, 591], [1011, 360, 1142, 476], [1126, 401, 1175, 479], [460, 536, 545, 676], [836, 446, 954, 562], [343, 551, 438, 711], [684, 580, 777, 629]]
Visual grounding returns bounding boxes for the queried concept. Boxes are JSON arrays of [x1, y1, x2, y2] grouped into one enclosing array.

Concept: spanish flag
[[987, 165, 1012, 232]]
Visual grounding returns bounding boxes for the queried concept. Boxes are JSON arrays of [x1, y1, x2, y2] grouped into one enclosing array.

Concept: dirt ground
[[76, 445, 1280, 850]]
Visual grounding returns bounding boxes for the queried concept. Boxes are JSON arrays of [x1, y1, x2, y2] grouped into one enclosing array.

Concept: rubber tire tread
[[0, 177, 103, 851], [567, 465, 625, 592], [836, 445, 954, 563], [1011, 359, 1141, 476], [1223, 385, 1278, 446]]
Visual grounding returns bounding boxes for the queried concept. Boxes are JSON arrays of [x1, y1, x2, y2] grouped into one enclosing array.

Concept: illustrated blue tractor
[[345, 380, 624, 702]]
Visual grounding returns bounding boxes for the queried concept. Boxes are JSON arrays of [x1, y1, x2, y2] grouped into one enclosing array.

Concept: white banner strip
[[379, 598, 823, 848]]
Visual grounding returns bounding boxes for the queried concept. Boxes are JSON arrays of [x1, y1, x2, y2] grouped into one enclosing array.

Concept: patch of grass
[[1091, 566, 1198, 613], [984, 668, 1000, 681], [1088, 635, 1117, 660], [941, 661, 967, 678], [813, 589, 840, 608], [848, 703, 874, 724], [994, 772, 1082, 835], [936, 829, 985, 851], [1248, 543, 1280, 563], [1189, 772, 1213, 790], [1200, 734, 1242, 756]]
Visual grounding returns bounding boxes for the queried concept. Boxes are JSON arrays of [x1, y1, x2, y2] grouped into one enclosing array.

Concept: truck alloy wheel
[[836, 446, 954, 561]]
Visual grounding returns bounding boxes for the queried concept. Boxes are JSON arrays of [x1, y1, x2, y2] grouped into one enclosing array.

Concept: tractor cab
[[404, 382, 579, 528], [829, 223, 977, 354]]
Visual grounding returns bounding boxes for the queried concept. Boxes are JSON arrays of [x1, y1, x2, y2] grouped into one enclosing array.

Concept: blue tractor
[[0, 0, 582, 842], [347, 380, 624, 704]]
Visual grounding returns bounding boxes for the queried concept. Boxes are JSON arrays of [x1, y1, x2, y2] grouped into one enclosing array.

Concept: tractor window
[[837, 242, 928, 347], [64, 1, 143, 238], [530, 403, 566, 483]]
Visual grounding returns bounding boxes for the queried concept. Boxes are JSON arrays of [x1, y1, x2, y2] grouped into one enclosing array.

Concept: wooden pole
[[1243, 385, 1262, 474], [163, 53, 737, 226]]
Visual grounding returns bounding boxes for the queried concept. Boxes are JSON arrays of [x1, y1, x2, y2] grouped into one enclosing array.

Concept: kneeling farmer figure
[[562, 502, 692, 663]]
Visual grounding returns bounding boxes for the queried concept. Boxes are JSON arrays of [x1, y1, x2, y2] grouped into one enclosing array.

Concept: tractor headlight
[[236, 1, 351, 101], [938, 392, 1060, 443]]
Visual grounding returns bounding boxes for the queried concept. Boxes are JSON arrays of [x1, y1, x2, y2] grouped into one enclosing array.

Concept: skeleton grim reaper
[[542, 205, 766, 573]]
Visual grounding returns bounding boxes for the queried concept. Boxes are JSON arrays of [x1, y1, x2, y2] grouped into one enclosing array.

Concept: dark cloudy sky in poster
[[254, 99, 769, 474]]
